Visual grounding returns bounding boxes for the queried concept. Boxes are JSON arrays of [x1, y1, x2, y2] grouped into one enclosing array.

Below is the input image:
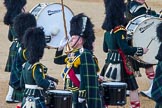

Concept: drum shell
[[46, 90, 72, 108], [30, 3, 74, 48], [101, 82, 127, 106]]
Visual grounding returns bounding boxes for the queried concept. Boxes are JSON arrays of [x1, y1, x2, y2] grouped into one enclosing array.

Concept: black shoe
[[6, 100, 19, 103], [140, 91, 153, 100]]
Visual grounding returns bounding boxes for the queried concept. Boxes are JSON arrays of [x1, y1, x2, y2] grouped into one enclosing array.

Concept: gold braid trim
[[32, 62, 45, 80], [22, 49, 27, 61], [113, 25, 126, 33]]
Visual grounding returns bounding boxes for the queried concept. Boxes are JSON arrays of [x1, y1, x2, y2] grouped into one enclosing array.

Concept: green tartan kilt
[[5, 41, 18, 72], [101, 63, 138, 90], [12, 89, 23, 102]]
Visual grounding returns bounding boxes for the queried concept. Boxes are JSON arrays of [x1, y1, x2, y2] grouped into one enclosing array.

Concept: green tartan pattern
[[54, 49, 102, 108], [79, 49, 102, 108], [5, 41, 19, 72], [152, 62, 162, 103], [10, 47, 26, 89]]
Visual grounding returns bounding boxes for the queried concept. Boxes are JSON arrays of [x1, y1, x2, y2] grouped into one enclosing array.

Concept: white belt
[[25, 84, 43, 90], [67, 74, 81, 81]]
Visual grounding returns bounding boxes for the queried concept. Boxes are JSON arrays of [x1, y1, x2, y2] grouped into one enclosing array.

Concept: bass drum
[[30, 3, 74, 48], [126, 14, 162, 64]]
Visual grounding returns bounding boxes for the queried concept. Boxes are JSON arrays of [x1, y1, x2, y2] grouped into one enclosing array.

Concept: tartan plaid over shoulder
[[151, 62, 162, 103], [79, 49, 102, 108]]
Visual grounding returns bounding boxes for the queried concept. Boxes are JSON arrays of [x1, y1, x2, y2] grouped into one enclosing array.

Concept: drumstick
[[61, 0, 71, 53], [146, 37, 156, 48], [144, 2, 148, 9]]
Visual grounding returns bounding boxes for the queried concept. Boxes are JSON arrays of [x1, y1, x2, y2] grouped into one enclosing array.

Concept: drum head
[[48, 90, 72, 94], [30, 3, 74, 48], [102, 82, 127, 86], [126, 15, 162, 64]]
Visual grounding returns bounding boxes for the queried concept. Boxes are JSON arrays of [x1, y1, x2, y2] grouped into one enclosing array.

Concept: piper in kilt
[[9, 13, 37, 105], [3, 0, 26, 72], [100, 0, 148, 108], [3, 0, 26, 103], [20, 27, 57, 108], [54, 13, 103, 108], [151, 22, 162, 108]]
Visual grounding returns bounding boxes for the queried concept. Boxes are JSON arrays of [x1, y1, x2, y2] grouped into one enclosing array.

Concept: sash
[[62, 52, 81, 87]]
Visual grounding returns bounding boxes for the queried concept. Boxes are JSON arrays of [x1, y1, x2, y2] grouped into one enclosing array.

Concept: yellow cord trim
[[32, 62, 45, 80], [113, 25, 126, 33], [23, 49, 27, 60]]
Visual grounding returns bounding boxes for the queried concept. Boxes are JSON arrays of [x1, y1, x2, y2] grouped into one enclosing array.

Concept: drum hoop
[[102, 82, 127, 86], [31, 3, 74, 21], [29, 3, 48, 20], [126, 14, 162, 35], [48, 89, 72, 94]]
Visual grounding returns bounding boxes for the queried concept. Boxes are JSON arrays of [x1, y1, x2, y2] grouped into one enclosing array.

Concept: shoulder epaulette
[[113, 25, 126, 33], [31, 62, 42, 69], [31, 62, 45, 79]]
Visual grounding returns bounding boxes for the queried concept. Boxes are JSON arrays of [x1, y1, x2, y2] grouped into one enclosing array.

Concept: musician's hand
[[78, 98, 86, 103], [58, 38, 68, 51], [143, 48, 149, 54], [48, 80, 57, 90], [98, 75, 104, 82]]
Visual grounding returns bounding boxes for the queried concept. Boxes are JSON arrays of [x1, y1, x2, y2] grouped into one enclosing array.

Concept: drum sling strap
[[118, 48, 133, 75], [62, 53, 81, 88]]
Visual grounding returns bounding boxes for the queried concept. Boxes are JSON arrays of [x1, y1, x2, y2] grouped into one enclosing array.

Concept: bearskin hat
[[3, 0, 26, 25], [102, 0, 126, 31], [156, 22, 162, 42], [13, 13, 36, 43], [23, 27, 46, 64], [70, 13, 95, 51]]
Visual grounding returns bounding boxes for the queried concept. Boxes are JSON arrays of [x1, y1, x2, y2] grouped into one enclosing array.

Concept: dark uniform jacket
[[103, 25, 143, 63], [21, 62, 55, 108], [101, 25, 144, 83]]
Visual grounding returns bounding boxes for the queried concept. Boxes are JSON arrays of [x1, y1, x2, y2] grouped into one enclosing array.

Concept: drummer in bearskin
[[151, 22, 162, 108], [54, 13, 103, 108], [125, 0, 161, 99], [125, 0, 160, 22], [20, 27, 57, 108], [100, 0, 148, 108], [3, 0, 26, 103], [9, 13, 37, 107]]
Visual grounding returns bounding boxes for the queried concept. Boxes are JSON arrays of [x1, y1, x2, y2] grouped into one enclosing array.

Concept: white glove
[[58, 38, 68, 51], [78, 98, 85, 103]]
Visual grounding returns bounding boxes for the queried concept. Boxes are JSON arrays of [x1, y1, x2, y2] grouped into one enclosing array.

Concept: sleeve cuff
[[135, 47, 143, 56], [48, 80, 56, 89]]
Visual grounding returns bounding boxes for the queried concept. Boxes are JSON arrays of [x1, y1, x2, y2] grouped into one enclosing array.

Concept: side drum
[[46, 90, 72, 108], [101, 82, 127, 106]]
